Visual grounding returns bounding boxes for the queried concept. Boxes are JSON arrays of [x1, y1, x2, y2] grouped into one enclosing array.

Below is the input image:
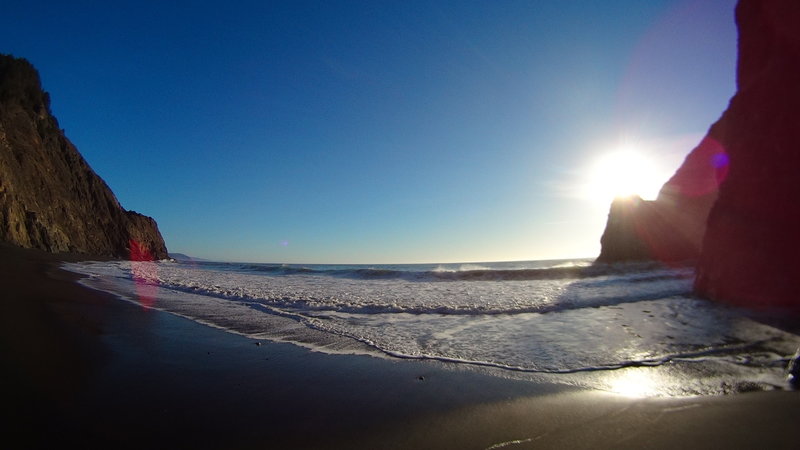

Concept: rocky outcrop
[[597, 0, 800, 307], [0, 54, 168, 260], [695, 0, 800, 308], [596, 134, 728, 264]]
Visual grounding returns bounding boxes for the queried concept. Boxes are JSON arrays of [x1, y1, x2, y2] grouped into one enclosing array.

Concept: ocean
[[63, 258, 800, 397]]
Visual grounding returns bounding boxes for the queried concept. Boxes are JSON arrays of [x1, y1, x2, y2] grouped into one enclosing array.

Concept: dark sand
[[2, 244, 798, 449]]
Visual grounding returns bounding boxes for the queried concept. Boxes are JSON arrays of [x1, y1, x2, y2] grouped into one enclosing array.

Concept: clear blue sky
[[2, 0, 737, 263]]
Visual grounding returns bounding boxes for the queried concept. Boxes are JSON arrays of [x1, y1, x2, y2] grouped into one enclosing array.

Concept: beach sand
[[2, 244, 798, 449]]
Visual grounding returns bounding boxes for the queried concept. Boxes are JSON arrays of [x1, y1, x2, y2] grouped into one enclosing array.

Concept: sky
[[2, 0, 737, 264]]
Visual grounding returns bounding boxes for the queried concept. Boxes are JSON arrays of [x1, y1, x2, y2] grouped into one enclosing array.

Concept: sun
[[583, 146, 664, 205]]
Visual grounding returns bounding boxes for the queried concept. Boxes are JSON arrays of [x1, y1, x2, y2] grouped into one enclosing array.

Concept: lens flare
[[129, 239, 159, 308]]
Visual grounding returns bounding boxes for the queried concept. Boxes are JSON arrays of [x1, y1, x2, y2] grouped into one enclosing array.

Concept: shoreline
[[2, 244, 799, 449]]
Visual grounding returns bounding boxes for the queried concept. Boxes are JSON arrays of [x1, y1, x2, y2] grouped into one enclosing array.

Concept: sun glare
[[583, 146, 664, 205], [607, 369, 661, 398]]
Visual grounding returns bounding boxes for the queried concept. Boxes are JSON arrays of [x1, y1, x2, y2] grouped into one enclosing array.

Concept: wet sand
[[2, 243, 798, 449]]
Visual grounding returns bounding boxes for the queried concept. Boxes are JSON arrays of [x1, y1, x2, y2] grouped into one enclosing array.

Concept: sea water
[[63, 258, 800, 397]]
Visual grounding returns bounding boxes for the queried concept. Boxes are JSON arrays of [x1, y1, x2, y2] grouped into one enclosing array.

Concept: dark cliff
[[0, 55, 168, 260], [695, 0, 800, 307], [597, 0, 800, 307]]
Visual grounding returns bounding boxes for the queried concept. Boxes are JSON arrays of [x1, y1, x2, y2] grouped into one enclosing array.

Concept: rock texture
[[0, 54, 168, 260], [597, 0, 800, 307]]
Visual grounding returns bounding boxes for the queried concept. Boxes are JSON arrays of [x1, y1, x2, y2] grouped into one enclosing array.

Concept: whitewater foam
[[63, 258, 800, 396]]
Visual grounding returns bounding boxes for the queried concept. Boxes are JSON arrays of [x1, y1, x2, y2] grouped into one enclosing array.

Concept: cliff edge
[[597, 0, 800, 307], [0, 54, 168, 260]]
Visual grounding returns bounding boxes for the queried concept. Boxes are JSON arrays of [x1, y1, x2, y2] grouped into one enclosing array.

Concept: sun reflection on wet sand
[[606, 368, 664, 398]]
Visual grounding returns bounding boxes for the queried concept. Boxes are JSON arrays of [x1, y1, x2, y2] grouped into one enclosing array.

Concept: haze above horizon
[[2, 0, 737, 264]]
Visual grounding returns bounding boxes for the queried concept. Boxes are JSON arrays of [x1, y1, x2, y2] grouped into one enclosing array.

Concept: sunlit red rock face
[[0, 54, 168, 260], [598, 0, 800, 308]]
